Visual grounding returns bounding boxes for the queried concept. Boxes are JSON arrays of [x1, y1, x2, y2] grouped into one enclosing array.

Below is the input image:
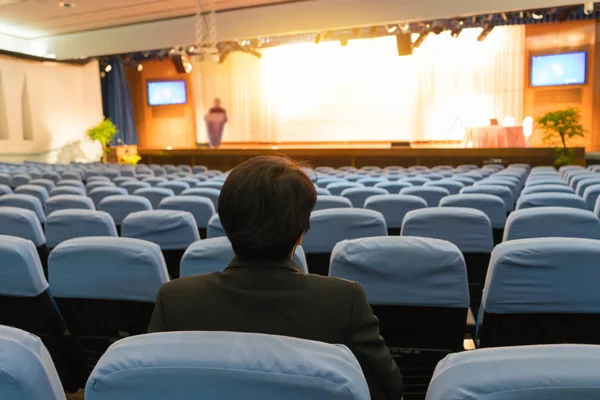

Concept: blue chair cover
[[584, 184, 600, 211], [159, 196, 215, 229], [314, 196, 352, 211], [157, 181, 190, 195], [520, 184, 574, 196], [424, 179, 464, 195], [460, 185, 514, 212], [325, 182, 364, 196], [207, 214, 226, 238], [576, 177, 600, 197], [341, 187, 388, 208], [30, 179, 55, 193], [134, 187, 175, 209], [315, 187, 331, 195], [113, 177, 136, 186], [0, 325, 65, 400], [330, 237, 468, 307], [46, 210, 118, 248], [525, 178, 568, 187], [99, 195, 153, 225], [303, 209, 387, 253], [86, 181, 115, 192], [403, 177, 430, 186], [400, 186, 450, 207], [569, 173, 597, 189], [120, 181, 151, 195], [180, 237, 309, 276], [0, 194, 46, 223], [0, 173, 12, 187], [57, 179, 86, 190], [364, 194, 427, 230], [475, 179, 518, 199], [50, 237, 169, 302], [89, 186, 128, 208], [177, 177, 202, 188], [0, 235, 48, 296], [12, 173, 31, 188], [45, 194, 95, 216], [374, 181, 413, 194], [122, 210, 199, 250], [427, 345, 600, 400], [483, 238, 600, 314], [142, 177, 168, 187], [195, 181, 224, 191], [402, 208, 493, 253], [85, 331, 369, 400], [61, 171, 82, 181], [192, 165, 208, 174], [439, 194, 506, 229], [0, 184, 12, 196], [14, 185, 48, 206], [516, 193, 587, 210], [504, 207, 600, 241], [357, 178, 388, 187], [181, 188, 220, 210]]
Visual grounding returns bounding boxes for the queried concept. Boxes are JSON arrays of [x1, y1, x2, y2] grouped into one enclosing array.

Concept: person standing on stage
[[205, 98, 228, 148]]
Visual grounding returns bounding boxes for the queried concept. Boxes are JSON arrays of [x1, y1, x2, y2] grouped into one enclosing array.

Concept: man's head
[[213, 98, 221, 107], [219, 156, 317, 261]]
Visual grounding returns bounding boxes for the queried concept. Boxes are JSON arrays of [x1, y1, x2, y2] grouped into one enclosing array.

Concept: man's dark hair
[[219, 156, 317, 261]]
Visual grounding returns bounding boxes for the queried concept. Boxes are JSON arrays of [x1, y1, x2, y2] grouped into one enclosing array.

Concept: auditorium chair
[[0, 325, 67, 400], [12, 173, 32, 188], [316, 177, 345, 188], [330, 237, 468, 399], [427, 345, 600, 400], [159, 196, 215, 239], [157, 180, 190, 195], [314, 187, 331, 195], [177, 177, 202, 188], [85, 331, 369, 400], [525, 176, 566, 186], [45, 194, 95, 217], [89, 187, 128, 208], [400, 187, 450, 207], [341, 187, 388, 208], [374, 181, 413, 194], [86, 180, 114, 192], [575, 177, 600, 197], [133, 187, 175, 209], [503, 207, 600, 241], [0, 173, 12, 187], [112, 177, 135, 187], [181, 187, 220, 210], [49, 237, 169, 385], [180, 237, 308, 277], [582, 184, 600, 211], [313, 195, 352, 211], [424, 179, 464, 195], [192, 165, 208, 174], [15, 184, 49, 207], [402, 207, 493, 314], [364, 194, 427, 236], [326, 182, 364, 196], [478, 238, 600, 348], [207, 214, 226, 238], [122, 210, 199, 278], [474, 178, 518, 200], [0, 194, 46, 223], [357, 177, 388, 187], [119, 180, 150, 194], [303, 209, 387, 276], [345, 173, 368, 182], [30, 178, 56, 193], [403, 177, 430, 186], [195, 181, 224, 191], [45, 210, 118, 249], [0, 184, 11, 196], [516, 192, 587, 210], [0, 236, 77, 391], [460, 185, 514, 213], [98, 195, 152, 234], [100, 169, 120, 180], [192, 172, 210, 181], [440, 194, 506, 245], [569, 172, 597, 189], [57, 179, 86, 190], [520, 184, 574, 196], [61, 171, 82, 181], [142, 177, 168, 187]]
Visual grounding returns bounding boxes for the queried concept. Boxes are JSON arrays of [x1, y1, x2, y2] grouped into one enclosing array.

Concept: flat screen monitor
[[531, 52, 587, 87], [147, 80, 187, 106]]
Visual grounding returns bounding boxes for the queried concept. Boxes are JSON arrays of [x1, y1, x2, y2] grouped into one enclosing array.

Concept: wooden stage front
[[139, 143, 585, 171]]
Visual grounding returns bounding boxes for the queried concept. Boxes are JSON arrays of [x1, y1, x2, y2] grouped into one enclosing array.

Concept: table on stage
[[466, 126, 525, 148]]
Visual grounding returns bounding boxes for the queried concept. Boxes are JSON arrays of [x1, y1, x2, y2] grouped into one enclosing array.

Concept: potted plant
[[536, 108, 584, 167], [87, 119, 118, 163]]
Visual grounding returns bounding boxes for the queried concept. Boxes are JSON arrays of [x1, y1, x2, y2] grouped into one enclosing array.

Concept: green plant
[[121, 153, 141, 166], [536, 108, 584, 167], [87, 119, 118, 162]]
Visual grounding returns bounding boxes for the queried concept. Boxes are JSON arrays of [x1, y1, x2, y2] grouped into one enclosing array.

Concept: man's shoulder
[[301, 273, 359, 294]]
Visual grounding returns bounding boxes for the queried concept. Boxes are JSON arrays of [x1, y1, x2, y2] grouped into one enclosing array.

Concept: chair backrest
[[45, 195, 95, 216], [98, 195, 153, 225], [0, 235, 48, 298], [520, 184, 574, 196], [195, 181, 224, 191], [516, 193, 587, 210], [503, 207, 600, 241], [133, 187, 175, 209], [0, 184, 12, 196], [89, 187, 128, 208], [120, 181, 151, 194], [439, 194, 506, 229], [14, 185, 49, 206], [313, 195, 352, 211], [341, 187, 388, 208], [122, 210, 199, 250], [159, 196, 215, 230], [60, 172, 82, 181], [525, 178, 567, 187], [400, 187, 450, 207], [0, 207, 46, 247], [142, 177, 168, 187], [583, 184, 600, 211], [86, 181, 115, 192], [12, 173, 31, 188], [460, 185, 514, 212], [403, 176, 430, 186], [86, 332, 369, 400], [45, 209, 118, 248], [0, 325, 65, 400], [0, 194, 46, 223], [424, 179, 464, 195], [427, 345, 600, 400], [181, 188, 220, 210], [207, 214, 226, 238], [180, 237, 309, 276], [374, 181, 413, 194], [303, 209, 387, 254], [49, 237, 169, 302], [325, 182, 364, 196], [402, 208, 493, 253], [56, 179, 86, 190], [575, 177, 600, 197], [364, 194, 427, 230], [356, 178, 387, 187], [314, 187, 331, 195], [157, 181, 190, 195], [30, 179, 56, 193], [51, 186, 85, 197]]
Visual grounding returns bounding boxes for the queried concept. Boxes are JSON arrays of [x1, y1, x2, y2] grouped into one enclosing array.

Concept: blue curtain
[[101, 57, 138, 145]]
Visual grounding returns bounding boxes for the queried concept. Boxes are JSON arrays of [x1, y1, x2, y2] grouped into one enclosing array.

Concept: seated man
[[148, 156, 403, 400]]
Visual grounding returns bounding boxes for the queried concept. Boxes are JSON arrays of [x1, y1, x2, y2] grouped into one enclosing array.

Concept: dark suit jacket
[[148, 257, 404, 400]]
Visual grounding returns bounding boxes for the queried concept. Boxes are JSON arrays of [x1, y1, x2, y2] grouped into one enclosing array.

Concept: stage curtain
[[101, 57, 138, 145], [191, 25, 525, 143]]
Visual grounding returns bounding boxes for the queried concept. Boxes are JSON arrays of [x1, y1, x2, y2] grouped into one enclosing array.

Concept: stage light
[[137, 64, 143, 72], [532, 12, 544, 20], [386, 24, 398, 34], [450, 27, 462, 38], [501, 13, 508, 21], [458, 20, 464, 26], [584, 2, 595, 15], [477, 24, 494, 41], [104, 64, 112, 73], [188, 46, 195, 52], [340, 38, 349, 47], [401, 24, 410, 32], [413, 32, 429, 48]]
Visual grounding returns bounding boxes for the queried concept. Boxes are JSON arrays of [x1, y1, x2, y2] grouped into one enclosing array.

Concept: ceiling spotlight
[[340, 38, 349, 47], [137, 64, 143, 72], [451, 27, 463, 38], [386, 24, 398, 34], [413, 32, 430, 48], [477, 23, 495, 41], [314, 33, 323, 44], [425, 23, 431, 28], [401, 23, 410, 32], [104, 64, 112, 73], [584, 2, 594, 15], [458, 20, 464, 26], [501, 13, 508, 21], [532, 12, 544, 20], [188, 46, 195, 52], [59, 2, 75, 8]]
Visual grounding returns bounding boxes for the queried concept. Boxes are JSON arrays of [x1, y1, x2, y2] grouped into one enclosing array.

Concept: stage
[[139, 143, 586, 171]]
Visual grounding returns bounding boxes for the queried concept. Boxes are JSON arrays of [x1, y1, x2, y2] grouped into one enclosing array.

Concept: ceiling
[[0, 0, 291, 39]]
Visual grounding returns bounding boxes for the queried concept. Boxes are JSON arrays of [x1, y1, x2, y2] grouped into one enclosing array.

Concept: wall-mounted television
[[147, 80, 187, 106], [531, 51, 587, 87]]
